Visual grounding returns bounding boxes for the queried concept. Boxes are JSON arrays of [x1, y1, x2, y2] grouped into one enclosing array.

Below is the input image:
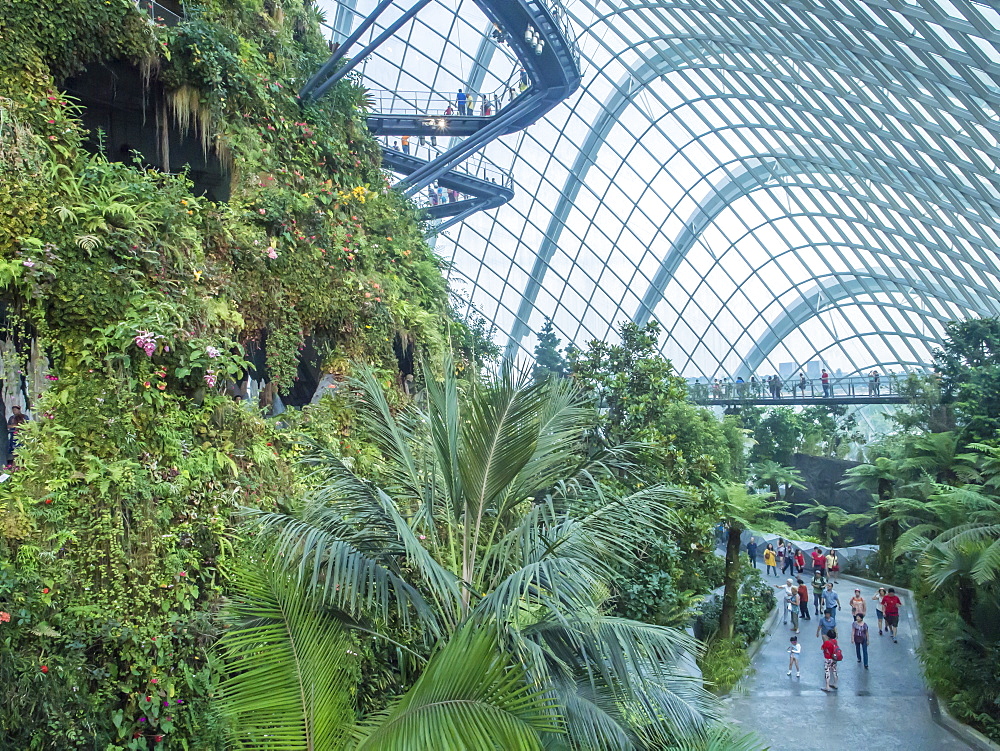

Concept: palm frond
[[353, 627, 561, 750], [218, 560, 358, 750]]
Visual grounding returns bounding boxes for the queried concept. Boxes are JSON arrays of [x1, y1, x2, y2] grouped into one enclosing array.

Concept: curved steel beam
[[736, 275, 960, 377], [504, 23, 1000, 354]]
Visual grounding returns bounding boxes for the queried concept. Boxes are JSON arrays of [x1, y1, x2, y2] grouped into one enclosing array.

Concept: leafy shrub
[[698, 637, 752, 694], [918, 591, 1000, 741], [697, 568, 776, 647]]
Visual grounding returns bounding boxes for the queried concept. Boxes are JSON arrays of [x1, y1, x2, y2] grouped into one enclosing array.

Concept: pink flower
[[266, 247, 278, 259], [204, 371, 217, 387], [0, 612, 10, 623], [22, 260, 35, 268], [205, 346, 220, 358]]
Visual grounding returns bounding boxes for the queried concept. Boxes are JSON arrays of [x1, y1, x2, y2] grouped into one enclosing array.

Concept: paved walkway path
[[725, 576, 971, 750]]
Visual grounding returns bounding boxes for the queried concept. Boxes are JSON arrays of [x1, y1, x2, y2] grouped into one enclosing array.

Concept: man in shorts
[[882, 587, 903, 643]]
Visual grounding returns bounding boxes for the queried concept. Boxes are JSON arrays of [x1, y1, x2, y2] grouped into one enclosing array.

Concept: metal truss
[[320, 0, 1000, 378]]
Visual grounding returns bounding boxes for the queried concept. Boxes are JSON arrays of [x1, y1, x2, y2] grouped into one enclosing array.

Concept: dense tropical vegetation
[[5, 0, 997, 748], [843, 318, 1000, 742]]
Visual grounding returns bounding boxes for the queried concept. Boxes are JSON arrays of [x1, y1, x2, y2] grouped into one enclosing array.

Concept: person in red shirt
[[797, 579, 810, 621], [821, 630, 840, 691], [810, 547, 826, 574], [794, 548, 805, 573], [881, 587, 903, 642]]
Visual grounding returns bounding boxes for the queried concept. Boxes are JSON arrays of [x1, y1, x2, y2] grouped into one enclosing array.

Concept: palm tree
[[219, 558, 560, 750], [841, 456, 900, 573], [751, 460, 806, 502], [893, 483, 1000, 626], [714, 483, 789, 640], [796, 499, 872, 546], [225, 361, 719, 748]]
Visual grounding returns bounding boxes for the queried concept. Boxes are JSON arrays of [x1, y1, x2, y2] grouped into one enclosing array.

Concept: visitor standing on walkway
[[401, 134, 410, 155], [776, 539, 787, 575], [811, 569, 827, 615], [797, 578, 810, 620], [777, 579, 796, 624], [882, 588, 903, 643], [799, 371, 807, 397], [456, 89, 468, 115], [787, 636, 801, 677], [789, 586, 800, 633], [747, 536, 758, 569], [825, 549, 840, 582], [811, 546, 826, 575], [872, 587, 887, 635], [821, 630, 841, 691], [821, 369, 831, 397], [763, 544, 777, 576], [781, 545, 796, 576], [849, 588, 866, 617], [852, 614, 870, 668], [794, 548, 805, 574], [816, 609, 837, 639], [821, 581, 841, 616]]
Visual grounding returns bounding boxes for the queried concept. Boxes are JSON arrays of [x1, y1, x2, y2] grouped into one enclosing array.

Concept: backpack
[[833, 645, 843, 661]]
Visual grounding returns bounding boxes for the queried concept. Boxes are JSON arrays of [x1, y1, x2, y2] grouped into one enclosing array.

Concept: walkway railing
[[688, 374, 905, 403], [134, 0, 183, 26]]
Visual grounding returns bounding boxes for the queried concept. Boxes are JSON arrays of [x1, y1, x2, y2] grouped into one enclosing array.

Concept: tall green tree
[[531, 317, 567, 383], [841, 456, 902, 573], [936, 317, 1000, 442], [713, 484, 789, 640], [225, 361, 719, 748], [796, 499, 871, 546], [751, 460, 806, 501], [746, 408, 802, 465]]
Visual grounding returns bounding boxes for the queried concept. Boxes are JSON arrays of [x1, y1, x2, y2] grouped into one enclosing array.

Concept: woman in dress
[[763, 544, 777, 577], [825, 548, 840, 582]]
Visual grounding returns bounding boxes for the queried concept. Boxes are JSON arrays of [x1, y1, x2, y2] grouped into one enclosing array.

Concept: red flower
[[41, 588, 49, 594], [40, 665, 48, 673], [0, 612, 10, 623]]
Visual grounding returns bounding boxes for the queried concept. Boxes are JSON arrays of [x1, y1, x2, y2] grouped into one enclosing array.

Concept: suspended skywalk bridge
[[383, 149, 514, 232], [689, 374, 911, 406], [300, 0, 582, 223]]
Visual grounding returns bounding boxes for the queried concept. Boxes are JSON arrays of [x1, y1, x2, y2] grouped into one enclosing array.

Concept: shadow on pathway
[[725, 575, 971, 750]]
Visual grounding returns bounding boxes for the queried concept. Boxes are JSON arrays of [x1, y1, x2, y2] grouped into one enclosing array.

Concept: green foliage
[[236, 361, 720, 747], [697, 638, 752, 695], [936, 317, 1000, 442], [531, 317, 566, 383], [918, 591, 1000, 742], [796, 499, 872, 547], [568, 322, 741, 486], [219, 557, 360, 750], [0, 2, 482, 748], [698, 568, 777, 648]]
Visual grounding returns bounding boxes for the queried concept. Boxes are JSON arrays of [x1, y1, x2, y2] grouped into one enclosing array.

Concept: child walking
[[787, 636, 801, 677]]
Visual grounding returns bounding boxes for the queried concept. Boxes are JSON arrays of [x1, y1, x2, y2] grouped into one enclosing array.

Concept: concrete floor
[[725, 580, 972, 750]]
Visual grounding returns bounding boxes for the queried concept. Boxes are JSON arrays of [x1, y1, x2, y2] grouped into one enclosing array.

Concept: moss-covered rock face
[[0, 2, 489, 747]]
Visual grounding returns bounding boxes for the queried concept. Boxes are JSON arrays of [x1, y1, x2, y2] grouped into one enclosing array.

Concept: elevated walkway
[[695, 395, 908, 406], [382, 148, 514, 232], [689, 374, 911, 407], [301, 0, 581, 197]]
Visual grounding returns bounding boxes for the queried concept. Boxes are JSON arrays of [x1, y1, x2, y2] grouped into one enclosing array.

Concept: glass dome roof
[[317, 0, 1000, 378]]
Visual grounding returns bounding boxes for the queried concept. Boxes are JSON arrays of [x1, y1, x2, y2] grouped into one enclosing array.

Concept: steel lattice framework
[[320, 0, 1000, 378]]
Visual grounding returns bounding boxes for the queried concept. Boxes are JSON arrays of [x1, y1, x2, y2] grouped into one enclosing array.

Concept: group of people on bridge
[[691, 368, 892, 401]]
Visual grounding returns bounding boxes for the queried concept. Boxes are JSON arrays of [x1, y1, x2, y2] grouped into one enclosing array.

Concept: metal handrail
[[533, 0, 581, 69], [687, 373, 902, 402], [367, 89, 509, 117], [134, 0, 183, 26]]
